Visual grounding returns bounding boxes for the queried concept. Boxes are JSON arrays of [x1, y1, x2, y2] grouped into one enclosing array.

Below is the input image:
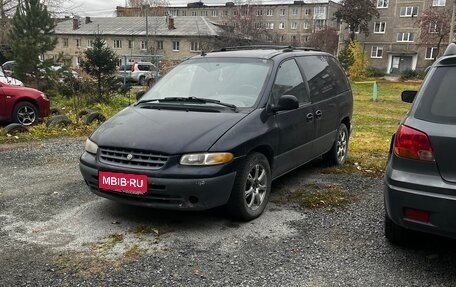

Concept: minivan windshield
[[141, 58, 272, 108]]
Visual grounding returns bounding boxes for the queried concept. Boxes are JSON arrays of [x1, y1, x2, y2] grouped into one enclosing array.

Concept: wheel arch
[[248, 145, 274, 168]]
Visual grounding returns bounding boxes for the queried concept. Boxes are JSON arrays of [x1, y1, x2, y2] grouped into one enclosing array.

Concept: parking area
[[2, 138, 456, 286]]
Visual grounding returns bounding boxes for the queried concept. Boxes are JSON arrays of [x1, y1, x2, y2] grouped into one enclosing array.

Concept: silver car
[[384, 43, 456, 244]]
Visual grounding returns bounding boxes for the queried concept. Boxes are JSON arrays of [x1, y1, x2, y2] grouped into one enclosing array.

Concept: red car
[[0, 82, 50, 126]]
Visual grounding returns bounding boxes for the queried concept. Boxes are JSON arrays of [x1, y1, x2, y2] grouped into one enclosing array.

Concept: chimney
[[72, 18, 79, 30], [168, 16, 175, 30], [85, 16, 91, 24]]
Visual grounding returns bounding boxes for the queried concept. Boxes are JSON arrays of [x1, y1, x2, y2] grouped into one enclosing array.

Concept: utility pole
[[144, 4, 150, 53], [450, 0, 456, 43]]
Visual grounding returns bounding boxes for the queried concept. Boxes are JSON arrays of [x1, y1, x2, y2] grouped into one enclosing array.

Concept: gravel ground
[[1, 138, 456, 286]]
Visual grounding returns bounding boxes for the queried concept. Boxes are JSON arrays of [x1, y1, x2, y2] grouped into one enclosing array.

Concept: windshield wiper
[[137, 97, 238, 111]]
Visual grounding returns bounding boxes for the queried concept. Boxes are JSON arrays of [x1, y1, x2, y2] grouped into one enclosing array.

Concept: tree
[[80, 33, 119, 102], [334, 0, 379, 40], [416, 7, 451, 61], [347, 40, 368, 80], [8, 0, 57, 81], [217, 0, 279, 47], [307, 27, 339, 54]]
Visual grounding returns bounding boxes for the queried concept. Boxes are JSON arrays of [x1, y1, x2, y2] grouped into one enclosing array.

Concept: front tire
[[13, 102, 39, 126], [226, 153, 271, 221]]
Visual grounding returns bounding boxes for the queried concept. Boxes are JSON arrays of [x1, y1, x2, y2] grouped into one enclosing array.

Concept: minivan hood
[[91, 106, 247, 154]]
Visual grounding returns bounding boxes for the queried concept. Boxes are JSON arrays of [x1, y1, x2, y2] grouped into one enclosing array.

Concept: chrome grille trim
[[99, 147, 168, 169]]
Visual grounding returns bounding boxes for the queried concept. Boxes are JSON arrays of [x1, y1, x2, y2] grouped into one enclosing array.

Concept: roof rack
[[218, 45, 321, 52]]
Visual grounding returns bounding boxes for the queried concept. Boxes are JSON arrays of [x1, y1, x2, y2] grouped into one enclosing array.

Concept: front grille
[[99, 147, 168, 169]]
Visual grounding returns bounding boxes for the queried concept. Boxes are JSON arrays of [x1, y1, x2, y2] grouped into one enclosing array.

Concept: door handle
[[306, 113, 314, 121], [315, 110, 322, 119]]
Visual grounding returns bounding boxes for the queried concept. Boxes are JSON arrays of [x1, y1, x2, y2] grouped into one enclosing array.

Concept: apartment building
[[356, 0, 452, 73], [116, 0, 342, 46], [48, 16, 223, 68]]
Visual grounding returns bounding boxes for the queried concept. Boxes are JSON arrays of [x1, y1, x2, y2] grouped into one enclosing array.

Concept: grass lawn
[[337, 81, 422, 175]]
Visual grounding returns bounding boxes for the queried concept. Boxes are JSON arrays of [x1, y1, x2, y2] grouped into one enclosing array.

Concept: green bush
[[400, 69, 425, 81], [366, 67, 385, 78]]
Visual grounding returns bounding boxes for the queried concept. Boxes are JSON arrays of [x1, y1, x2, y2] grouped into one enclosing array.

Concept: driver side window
[[272, 59, 309, 105]]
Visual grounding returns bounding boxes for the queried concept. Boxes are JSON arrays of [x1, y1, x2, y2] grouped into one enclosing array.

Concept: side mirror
[[273, 95, 299, 112], [136, 90, 146, 101], [401, 90, 417, 103]]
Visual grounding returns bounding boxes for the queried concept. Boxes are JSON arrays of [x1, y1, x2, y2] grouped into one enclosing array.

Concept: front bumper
[[79, 152, 237, 210], [384, 161, 456, 239]]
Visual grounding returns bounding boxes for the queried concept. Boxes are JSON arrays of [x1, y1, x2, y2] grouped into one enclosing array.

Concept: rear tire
[[138, 76, 146, 86], [226, 153, 271, 221], [384, 214, 409, 245], [323, 123, 349, 165]]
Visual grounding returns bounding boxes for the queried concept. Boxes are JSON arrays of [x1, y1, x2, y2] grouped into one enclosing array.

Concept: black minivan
[[79, 47, 353, 221]]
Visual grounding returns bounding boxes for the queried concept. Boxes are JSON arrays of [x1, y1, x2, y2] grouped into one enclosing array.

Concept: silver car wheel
[[336, 127, 348, 163], [244, 163, 267, 211], [17, 105, 36, 126]]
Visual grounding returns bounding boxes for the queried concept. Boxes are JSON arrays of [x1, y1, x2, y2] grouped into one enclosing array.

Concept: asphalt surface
[[1, 138, 456, 286]]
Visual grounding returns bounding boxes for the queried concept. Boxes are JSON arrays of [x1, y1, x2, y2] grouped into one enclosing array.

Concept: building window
[[256, 9, 263, 16], [303, 22, 309, 29], [371, 46, 383, 58], [291, 35, 297, 41], [233, 10, 238, 16], [172, 41, 180, 51], [349, 25, 360, 34], [315, 19, 326, 29], [156, 40, 163, 50], [291, 22, 298, 29], [62, 38, 68, 47], [279, 22, 285, 29], [374, 22, 386, 33], [201, 10, 208, 16], [291, 8, 298, 15], [400, 7, 418, 17], [182, 11, 187, 16], [397, 32, 414, 42], [87, 39, 93, 48], [267, 9, 274, 16], [425, 47, 438, 59], [113, 40, 122, 49], [212, 10, 218, 17], [377, 0, 388, 8], [432, 0, 446, 6], [280, 35, 285, 42], [429, 22, 439, 33], [190, 41, 200, 51], [304, 36, 309, 42], [305, 9, 311, 15], [266, 22, 274, 29], [128, 40, 133, 49], [76, 39, 81, 48], [191, 11, 197, 16], [279, 9, 285, 16], [314, 6, 325, 15], [141, 41, 147, 50]]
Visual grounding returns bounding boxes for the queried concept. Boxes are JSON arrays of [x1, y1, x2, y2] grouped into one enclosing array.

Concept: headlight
[[84, 138, 98, 155], [180, 152, 233, 166]]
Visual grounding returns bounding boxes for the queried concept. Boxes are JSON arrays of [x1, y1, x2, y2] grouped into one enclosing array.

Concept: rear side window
[[297, 56, 347, 102], [272, 59, 309, 104], [119, 64, 132, 71], [415, 66, 456, 124], [137, 64, 152, 71]]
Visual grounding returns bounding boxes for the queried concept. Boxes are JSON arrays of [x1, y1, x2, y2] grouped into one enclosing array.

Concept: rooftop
[[54, 16, 223, 37]]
